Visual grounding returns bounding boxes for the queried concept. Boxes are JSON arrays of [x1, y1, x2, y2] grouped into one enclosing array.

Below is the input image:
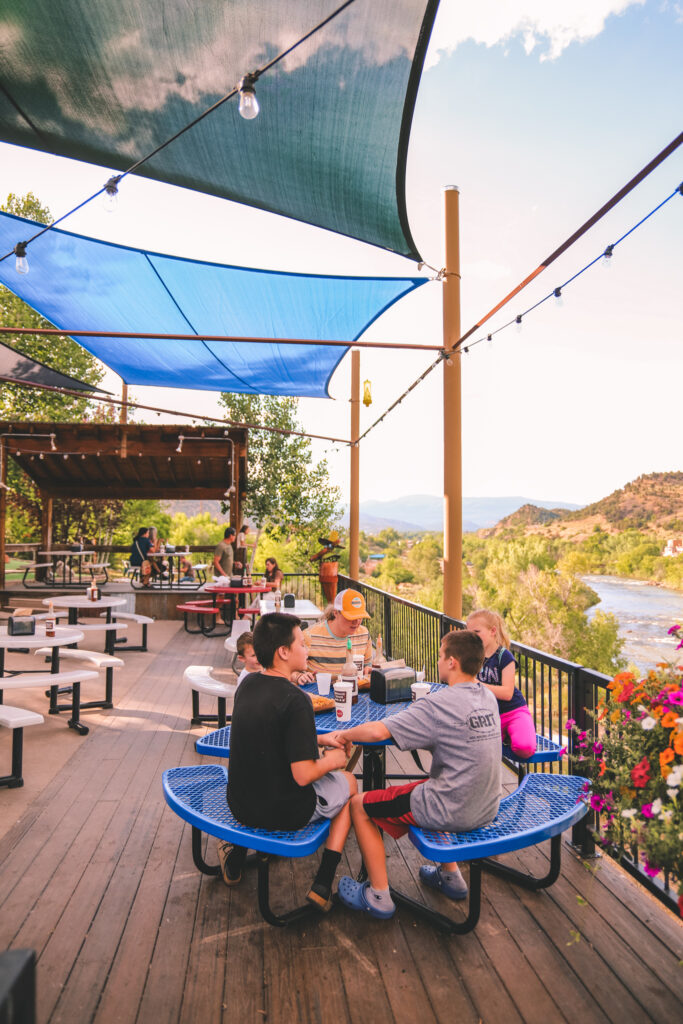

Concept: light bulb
[[603, 244, 614, 269], [515, 315, 523, 333], [176, 436, 184, 453], [103, 175, 120, 213], [14, 241, 28, 275], [553, 287, 564, 307], [238, 74, 260, 120], [487, 334, 493, 349]]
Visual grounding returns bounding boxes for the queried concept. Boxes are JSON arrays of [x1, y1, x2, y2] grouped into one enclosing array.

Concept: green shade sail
[[0, 0, 439, 259]]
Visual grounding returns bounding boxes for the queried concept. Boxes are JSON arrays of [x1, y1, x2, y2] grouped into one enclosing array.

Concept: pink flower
[[592, 742, 603, 756], [642, 858, 660, 878], [641, 803, 654, 819], [565, 719, 576, 730], [667, 625, 680, 635], [589, 794, 605, 811]]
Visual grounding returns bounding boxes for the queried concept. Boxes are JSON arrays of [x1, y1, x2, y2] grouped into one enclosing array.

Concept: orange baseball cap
[[334, 589, 370, 620]]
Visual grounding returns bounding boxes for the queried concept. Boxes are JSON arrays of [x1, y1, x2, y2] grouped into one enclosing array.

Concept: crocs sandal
[[337, 876, 395, 919], [418, 864, 468, 901]]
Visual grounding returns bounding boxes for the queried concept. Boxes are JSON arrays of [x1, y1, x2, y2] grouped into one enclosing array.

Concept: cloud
[[426, 0, 646, 66]]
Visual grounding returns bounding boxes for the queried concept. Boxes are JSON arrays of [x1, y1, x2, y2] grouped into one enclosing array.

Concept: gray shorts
[[310, 770, 351, 822]]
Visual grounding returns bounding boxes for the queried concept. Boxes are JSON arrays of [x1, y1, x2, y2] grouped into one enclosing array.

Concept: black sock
[[226, 845, 248, 878], [312, 848, 342, 891]]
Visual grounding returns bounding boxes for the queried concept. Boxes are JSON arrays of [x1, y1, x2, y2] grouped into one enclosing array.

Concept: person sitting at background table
[[235, 523, 251, 577], [293, 588, 372, 686], [263, 557, 284, 589], [213, 526, 242, 578], [179, 555, 196, 582], [129, 527, 160, 586]]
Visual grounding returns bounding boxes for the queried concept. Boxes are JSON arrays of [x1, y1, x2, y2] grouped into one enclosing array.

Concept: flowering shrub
[[566, 624, 683, 916]]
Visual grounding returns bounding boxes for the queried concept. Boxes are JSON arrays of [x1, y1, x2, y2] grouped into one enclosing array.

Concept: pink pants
[[500, 706, 537, 759]]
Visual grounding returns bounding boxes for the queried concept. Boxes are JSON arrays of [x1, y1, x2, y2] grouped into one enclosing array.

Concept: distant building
[[663, 538, 683, 557]]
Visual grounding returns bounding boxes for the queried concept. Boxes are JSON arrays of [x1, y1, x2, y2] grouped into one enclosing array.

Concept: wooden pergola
[[0, 421, 247, 587]]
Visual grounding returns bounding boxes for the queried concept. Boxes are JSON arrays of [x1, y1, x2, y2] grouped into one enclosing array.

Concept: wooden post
[[442, 186, 462, 620], [0, 439, 6, 590], [38, 491, 53, 583], [120, 382, 128, 424], [349, 349, 360, 580]]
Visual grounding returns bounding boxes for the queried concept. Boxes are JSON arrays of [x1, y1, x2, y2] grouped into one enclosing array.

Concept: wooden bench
[[184, 666, 236, 727], [162, 763, 330, 927], [100, 611, 153, 652], [503, 734, 564, 783], [35, 647, 123, 710], [0, 669, 99, 735], [0, 705, 44, 788], [176, 602, 224, 635]]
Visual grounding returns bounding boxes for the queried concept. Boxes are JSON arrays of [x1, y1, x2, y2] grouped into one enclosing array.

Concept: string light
[[238, 73, 260, 120], [603, 243, 614, 269], [176, 435, 184, 453], [553, 286, 563, 307], [50, 433, 56, 451], [14, 241, 28, 275], [103, 175, 121, 212], [515, 315, 523, 333]]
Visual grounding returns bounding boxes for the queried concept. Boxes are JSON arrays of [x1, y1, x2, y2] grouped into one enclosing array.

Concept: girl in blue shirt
[[467, 608, 536, 758]]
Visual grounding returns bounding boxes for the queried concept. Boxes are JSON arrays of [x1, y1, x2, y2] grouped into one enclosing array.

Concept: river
[[582, 574, 683, 672]]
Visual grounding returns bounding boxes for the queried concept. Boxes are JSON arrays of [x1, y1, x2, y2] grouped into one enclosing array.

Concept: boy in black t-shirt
[[225, 613, 357, 911]]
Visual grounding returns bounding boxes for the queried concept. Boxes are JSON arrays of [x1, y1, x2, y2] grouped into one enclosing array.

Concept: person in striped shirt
[[294, 589, 373, 685]]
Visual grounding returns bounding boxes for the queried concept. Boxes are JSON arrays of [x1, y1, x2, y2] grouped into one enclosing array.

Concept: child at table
[[235, 631, 260, 685], [324, 629, 501, 919], [223, 613, 357, 911], [466, 609, 536, 759]]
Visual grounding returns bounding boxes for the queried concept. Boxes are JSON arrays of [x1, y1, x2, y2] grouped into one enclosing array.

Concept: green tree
[[217, 393, 341, 565], [0, 192, 105, 421]]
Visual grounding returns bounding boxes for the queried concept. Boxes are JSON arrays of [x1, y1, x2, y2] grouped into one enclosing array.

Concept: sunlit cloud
[[426, 0, 646, 66]]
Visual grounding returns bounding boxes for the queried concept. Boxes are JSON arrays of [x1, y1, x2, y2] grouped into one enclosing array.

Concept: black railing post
[[383, 592, 392, 658], [570, 666, 597, 856]]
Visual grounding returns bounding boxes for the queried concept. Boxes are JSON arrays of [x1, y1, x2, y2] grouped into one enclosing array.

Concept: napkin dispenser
[[8, 614, 36, 636], [370, 665, 416, 704]]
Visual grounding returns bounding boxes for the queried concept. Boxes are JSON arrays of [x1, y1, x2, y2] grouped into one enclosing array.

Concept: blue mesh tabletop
[[162, 764, 329, 856], [408, 773, 588, 863], [196, 684, 445, 756], [502, 733, 564, 765]]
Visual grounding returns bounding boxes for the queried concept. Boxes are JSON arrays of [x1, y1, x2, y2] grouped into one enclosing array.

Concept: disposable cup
[[411, 682, 430, 702], [316, 672, 332, 696], [333, 681, 353, 721]]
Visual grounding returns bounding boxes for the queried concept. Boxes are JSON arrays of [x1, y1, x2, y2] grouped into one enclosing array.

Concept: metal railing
[[337, 573, 678, 916]]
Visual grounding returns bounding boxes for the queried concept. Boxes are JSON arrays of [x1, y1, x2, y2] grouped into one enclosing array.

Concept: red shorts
[[362, 780, 425, 839]]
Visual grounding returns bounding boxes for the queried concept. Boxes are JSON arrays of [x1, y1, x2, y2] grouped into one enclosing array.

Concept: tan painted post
[[442, 186, 462, 619], [349, 349, 360, 580], [120, 382, 128, 424]]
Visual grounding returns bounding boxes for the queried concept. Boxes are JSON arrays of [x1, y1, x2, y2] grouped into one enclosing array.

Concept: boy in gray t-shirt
[[325, 629, 501, 919]]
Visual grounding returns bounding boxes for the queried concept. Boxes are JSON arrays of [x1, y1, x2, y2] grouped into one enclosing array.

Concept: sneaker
[[306, 879, 333, 913], [419, 864, 468, 901], [337, 876, 395, 919], [216, 840, 242, 886]]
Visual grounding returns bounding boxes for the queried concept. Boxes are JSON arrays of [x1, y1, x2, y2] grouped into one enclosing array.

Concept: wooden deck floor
[[1, 623, 681, 1024]]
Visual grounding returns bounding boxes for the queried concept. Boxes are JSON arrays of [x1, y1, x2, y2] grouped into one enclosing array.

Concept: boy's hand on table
[[321, 746, 349, 771], [321, 731, 352, 756]]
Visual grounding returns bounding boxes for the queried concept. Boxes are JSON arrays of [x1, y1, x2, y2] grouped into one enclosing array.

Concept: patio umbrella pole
[[442, 186, 463, 619], [349, 349, 360, 580]]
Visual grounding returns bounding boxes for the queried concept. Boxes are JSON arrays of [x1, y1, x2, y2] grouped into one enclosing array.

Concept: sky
[[0, 0, 681, 508]]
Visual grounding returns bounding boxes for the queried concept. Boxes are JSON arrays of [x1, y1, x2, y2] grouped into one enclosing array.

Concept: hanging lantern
[[363, 380, 372, 407]]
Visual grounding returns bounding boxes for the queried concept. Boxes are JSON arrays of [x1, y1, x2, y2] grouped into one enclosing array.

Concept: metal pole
[[349, 349, 360, 580], [0, 439, 6, 590], [442, 186, 462, 619]]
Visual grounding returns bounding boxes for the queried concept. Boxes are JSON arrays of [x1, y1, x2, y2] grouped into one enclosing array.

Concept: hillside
[[487, 472, 683, 540]]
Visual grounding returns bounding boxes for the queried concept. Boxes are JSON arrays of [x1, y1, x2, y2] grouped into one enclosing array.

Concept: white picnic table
[[258, 598, 322, 622]]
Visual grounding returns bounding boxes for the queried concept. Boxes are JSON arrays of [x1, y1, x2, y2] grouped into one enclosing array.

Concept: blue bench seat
[[162, 764, 330, 926], [503, 733, 564, 782], [398, 773, 588, 933]]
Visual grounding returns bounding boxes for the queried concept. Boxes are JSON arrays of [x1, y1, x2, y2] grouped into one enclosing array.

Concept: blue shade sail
[[0, 211, 426, 396], [0, 0, 439, 259]]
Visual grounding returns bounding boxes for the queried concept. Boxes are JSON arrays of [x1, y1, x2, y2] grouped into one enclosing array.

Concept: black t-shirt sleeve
[[283, 691, 319, 765]]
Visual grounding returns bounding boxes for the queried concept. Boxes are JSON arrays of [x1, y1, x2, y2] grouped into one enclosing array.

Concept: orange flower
[[599, 760, 606, 776], [610, 709, 622, 723], [661, 764, 672, 779], [659, 748, 675, 770], [673, 732, 683, 756], [662, 712, 678, 728]]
